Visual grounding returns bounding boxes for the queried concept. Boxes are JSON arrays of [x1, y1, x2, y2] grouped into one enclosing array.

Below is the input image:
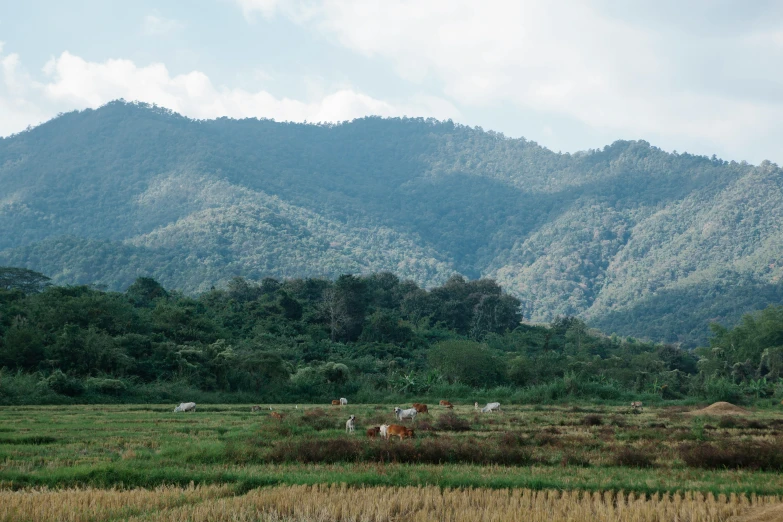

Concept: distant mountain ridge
[[2, 101, 782, 346]]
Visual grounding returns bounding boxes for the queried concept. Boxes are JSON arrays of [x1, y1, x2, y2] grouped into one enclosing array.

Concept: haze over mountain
[[2, 101, 782, 346]]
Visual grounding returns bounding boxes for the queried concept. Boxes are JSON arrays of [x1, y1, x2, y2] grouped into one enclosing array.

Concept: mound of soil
[[685, 402, 749, 416]]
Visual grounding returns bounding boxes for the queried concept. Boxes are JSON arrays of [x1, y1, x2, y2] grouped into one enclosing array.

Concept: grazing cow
[[394, 407, 418, 422], [480, 402, 501, 413], [340, 398, 348, 405], [631, 401, 643, 411], [385, 424, 415, 441], [366, 426, 381, 438], [379, 424, 389, 438], [346, 415, 356, 434], [412, 403, 429, 414], [174, 402, 196, 413], [439, 400, 454, 409], [270, 411, 284, 420], [331, 399, 341, 406], [251, 405, 261, 412]]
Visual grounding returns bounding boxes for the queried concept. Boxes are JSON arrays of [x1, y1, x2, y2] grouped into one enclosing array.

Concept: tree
[[0, 267, 51, 294], [126, 277, 168, 306]]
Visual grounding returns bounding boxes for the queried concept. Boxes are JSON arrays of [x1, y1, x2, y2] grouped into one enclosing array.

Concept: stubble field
[[2, 402, 783, 521]]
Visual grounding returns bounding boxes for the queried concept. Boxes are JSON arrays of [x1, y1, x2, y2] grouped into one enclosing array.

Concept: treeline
[[1, 267, 782, 405]]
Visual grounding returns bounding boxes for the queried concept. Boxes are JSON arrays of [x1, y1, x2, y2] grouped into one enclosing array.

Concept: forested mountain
[[2, 101, 782, 346]]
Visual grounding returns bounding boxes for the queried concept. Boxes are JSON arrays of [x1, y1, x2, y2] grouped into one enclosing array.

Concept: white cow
[[346, 415, 356, 434], [340, 397, 348, 405], [174, 402, 196, 413], [394, 407, 417, 421], [379, 424, 389, 438], [481, 402, 501, 413]]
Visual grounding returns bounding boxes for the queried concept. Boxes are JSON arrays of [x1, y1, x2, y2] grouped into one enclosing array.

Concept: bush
[[717, 416, 739, 429], [265, 436, 532, 466], [582, 415, 603, 426], [679, 441, 783, 470], [85, 378, 127, 396], [42, 370, 84, 397], [560, 453, 591, 467], [613, 447, 656, 468], [434, 412, 471, 432]]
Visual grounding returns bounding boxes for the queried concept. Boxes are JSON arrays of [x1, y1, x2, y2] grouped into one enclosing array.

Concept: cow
[[394, 407, 418, 422], [340, 398, 348, 405], [412, 403, 429, 414], [331, 399, 341, 406], [385, 424, 415, 441], [439, 400, 454, 409], [379, 424, 389, 438], [174, 402, 196, 413], [480, 402, 501, 413], [366, 426, 381, 438], [270, 411, 284, 420], [631, 401, 643, 411], [251, 405, 261, 412], [346, 415, 356, 434]]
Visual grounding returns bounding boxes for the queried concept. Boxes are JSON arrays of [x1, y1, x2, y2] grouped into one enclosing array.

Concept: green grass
[[2, 403, 783, 496]]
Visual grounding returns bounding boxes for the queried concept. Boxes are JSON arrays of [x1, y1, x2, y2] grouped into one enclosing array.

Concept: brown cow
[[270, 411, 284, 420], [331, 399, 341, 406], [366, 426, 381, 438], [251, 405, 261, 412], [439, 400, 454, 409], [412, 403, 429, 414], [386, 424, 415, 441]]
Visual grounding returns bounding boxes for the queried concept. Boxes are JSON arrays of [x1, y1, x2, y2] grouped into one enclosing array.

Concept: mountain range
[[2, 101, 782, 346]]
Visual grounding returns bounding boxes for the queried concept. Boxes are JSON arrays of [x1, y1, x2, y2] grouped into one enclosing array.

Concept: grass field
[[2, 402, 783, 520]]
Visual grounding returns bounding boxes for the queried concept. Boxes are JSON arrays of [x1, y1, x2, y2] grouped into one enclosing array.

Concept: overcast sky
[[2, 1, 782, 164]]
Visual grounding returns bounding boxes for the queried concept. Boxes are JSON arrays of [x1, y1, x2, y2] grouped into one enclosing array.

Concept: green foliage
[[1, 265, 782, 404], [428, 340, 505, 387], [3, 102, 783, 347]]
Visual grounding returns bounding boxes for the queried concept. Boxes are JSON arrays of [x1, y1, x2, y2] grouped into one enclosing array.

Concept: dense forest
[[2, 267, 782, 406], [2, 101, 783, 346]]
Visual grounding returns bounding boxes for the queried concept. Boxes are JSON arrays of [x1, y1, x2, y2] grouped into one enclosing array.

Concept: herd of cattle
[[172, 400, 644, 441]]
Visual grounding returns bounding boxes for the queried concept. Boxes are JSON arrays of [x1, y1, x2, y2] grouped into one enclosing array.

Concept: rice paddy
[[2, 402, 783, 520]]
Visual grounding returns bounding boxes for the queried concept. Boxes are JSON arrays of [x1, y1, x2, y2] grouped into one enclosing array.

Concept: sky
[[1, 0, 782, 164]]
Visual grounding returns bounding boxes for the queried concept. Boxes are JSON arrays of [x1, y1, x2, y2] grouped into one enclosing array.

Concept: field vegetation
[[2, 484, 781, 522], [3, 403, 783, 497]]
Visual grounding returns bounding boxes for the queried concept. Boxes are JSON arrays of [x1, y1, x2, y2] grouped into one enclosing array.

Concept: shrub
[[265, 436, 532, 466], [560, 453, 591, 467], [500, 431, 527, 447], [717, 416, 739, 429], [582, 415, 603, 427], [86, 378, 127, 396], [679, 441, 783, 470], [42, 370, 84, 397], [613, 447, 656, 468], [434, 412, 471, 432]]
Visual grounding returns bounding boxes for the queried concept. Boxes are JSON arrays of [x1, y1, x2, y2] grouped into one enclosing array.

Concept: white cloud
[[0, 46, 460, 138], [143, 13, 186, 36], [235, 0, 783, 162]]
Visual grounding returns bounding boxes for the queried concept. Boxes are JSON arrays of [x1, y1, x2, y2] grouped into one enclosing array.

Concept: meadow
[[2, 402, 783, 520]]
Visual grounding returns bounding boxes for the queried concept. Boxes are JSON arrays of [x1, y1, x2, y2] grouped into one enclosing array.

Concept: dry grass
[[0, 483, 232, 522], [1, 484, 780, 522]]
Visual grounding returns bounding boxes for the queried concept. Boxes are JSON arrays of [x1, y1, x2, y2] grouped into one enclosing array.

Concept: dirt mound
[[685, 402, 749, 416]]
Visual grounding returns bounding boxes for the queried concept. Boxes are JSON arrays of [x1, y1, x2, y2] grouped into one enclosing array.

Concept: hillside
[[2, 101, 782, 346]]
